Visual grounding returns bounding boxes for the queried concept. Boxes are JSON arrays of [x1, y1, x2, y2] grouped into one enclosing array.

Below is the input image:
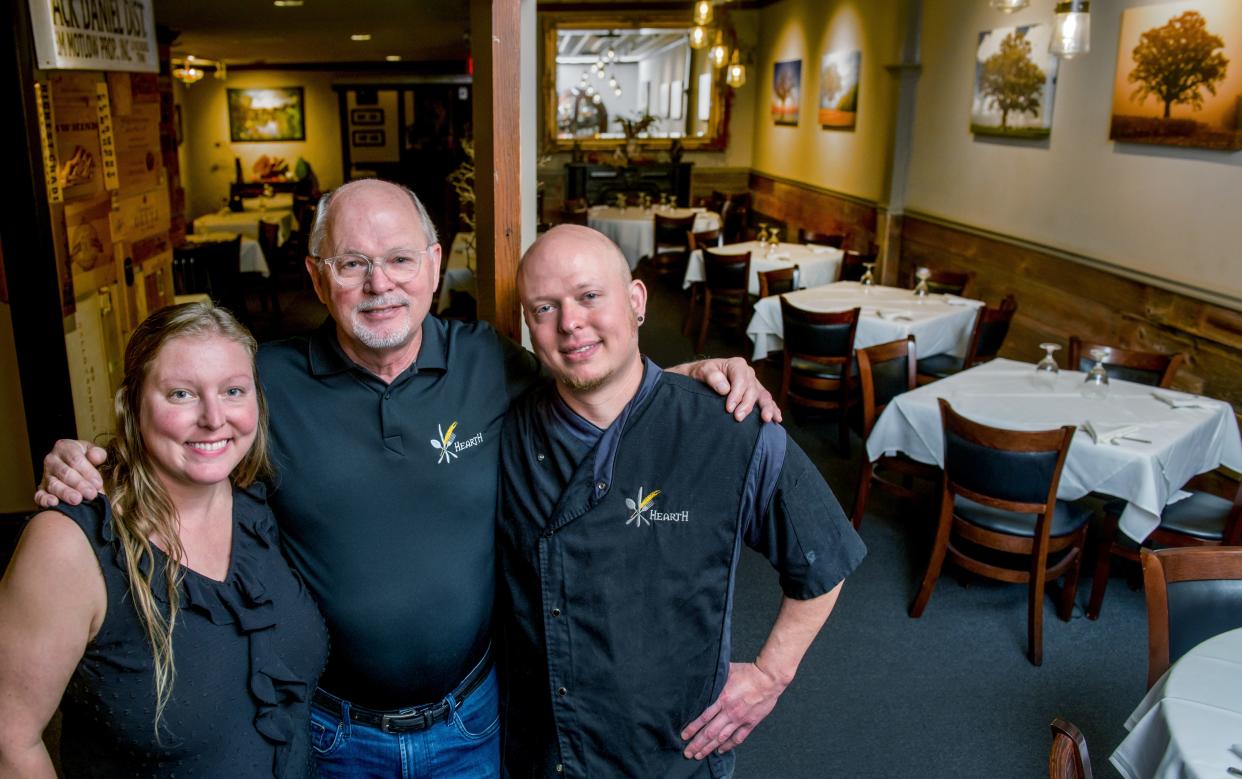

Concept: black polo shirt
[[258, 316, 539, 709], [497, 361, 867, 777]]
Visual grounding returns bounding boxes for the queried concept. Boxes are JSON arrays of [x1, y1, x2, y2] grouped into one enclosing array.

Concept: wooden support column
[[471, 0, 522, 339]]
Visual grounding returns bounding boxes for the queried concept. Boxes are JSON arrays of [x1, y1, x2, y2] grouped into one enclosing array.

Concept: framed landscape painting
[[970, 24, 1059, 139], [1110, 0, 1242, 150], [771, 59, 801, 125], [819, 50, 860, 129], [227, 87, 306, 142]]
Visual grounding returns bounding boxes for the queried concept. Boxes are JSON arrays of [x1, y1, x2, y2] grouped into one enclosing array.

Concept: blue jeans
[[310, 666, 500, 778]]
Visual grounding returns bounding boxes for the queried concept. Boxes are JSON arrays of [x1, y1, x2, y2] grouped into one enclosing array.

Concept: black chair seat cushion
[[1106, 491, 1232, 541], [954, 495, 1092, 538], [918, 353, 965, 379], [791, 356, 858, 380], [1159, 491, 1233, 540]]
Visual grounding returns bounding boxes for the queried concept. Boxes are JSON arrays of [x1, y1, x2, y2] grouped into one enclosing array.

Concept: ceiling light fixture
[[989, 0, 1029, 12], [1050, 0, 1090, 58], [386, 55, 402, 61], [273, 0, 304, 6], [350, 33, 372, 41]]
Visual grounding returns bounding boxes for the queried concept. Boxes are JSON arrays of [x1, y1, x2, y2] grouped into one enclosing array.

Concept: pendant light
[[709, 30, 728, 68], [1050, 0, 1090, 58], [693, 0, 713, 26], [726, 49, 746, 88]]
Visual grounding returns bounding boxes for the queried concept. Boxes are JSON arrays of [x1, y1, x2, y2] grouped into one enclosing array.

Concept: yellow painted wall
[[748, 0, 908, 203], [178, 70, 345, 221], [907, 0, 1242, 302]]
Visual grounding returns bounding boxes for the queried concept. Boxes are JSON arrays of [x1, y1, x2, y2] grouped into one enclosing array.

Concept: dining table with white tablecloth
[[182, 232, 270, 277], [436, 232, 477, 313], [745, 281, 982, 362], [864, 358, 1242, 542], [192, 208, 295, 244], [684, 241, 844, 300], [1111, 627, 1242, 779], [587, 206, 721, 269]]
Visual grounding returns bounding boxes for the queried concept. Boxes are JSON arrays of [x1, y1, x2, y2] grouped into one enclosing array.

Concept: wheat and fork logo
[[625, 487, 660, 527], [431, 421, 458, 464]]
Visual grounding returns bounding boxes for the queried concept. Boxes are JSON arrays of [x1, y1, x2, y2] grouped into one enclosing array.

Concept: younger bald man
[[496, 225, 866, 778]]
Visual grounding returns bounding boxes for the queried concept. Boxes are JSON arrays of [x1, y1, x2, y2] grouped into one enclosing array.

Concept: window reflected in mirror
[[545, 20, 727, 150]]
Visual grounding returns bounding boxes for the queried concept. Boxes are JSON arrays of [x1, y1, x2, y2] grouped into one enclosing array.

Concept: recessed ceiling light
[[350, 34, 372, 41], [385, 55, 401, 61], [273, 0, 303, 6]]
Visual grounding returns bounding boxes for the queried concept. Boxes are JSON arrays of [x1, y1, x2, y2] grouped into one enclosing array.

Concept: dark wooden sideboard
[[565, 162, 693, 206]]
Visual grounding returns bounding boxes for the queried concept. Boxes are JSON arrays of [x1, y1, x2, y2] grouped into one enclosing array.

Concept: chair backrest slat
[[779, 299, 860, 362], [654, 213, 697, 247], [703, 248, 750, 292], [857, 336, 917, 437], [757, 266, 798, 298], [1067, 337, 1184, 389]]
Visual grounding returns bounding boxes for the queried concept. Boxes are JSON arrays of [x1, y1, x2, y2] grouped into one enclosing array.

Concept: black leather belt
[[313, 648, 492, 734]]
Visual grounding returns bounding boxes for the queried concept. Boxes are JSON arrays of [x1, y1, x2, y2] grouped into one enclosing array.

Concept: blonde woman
[[0, 303, 327, 777]]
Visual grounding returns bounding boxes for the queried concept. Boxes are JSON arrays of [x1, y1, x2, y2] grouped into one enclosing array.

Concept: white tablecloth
[[684, 241, 843, 300], [240, 193, 293, 212], [745, 281, 981, 362], [183, 232, 270, 277], [587, 206, 721, 269], [1112, 628, 1242, 779], [865, 358, 1242, 541], [193, 209, 294, 244], [437, 232, 476, 312]]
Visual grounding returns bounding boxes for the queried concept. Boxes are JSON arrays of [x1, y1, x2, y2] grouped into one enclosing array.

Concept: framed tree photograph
[[819, 50, 861, 129], [772, 59, 801, 125], [970, 24, 1059, 139], [1110, 0, 1241, 150], [227, 87, 306, 142]]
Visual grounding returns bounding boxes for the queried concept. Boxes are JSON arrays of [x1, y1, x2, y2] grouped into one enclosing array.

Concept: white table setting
[[587, 205, 721, 269], [1111, 627, 1242, 779], [684, 241, 844, 303], [864, 358, 1242, 542], [745, 281, 982, 362], [182, 232, 270, 277], [193, 208, 295, 244]]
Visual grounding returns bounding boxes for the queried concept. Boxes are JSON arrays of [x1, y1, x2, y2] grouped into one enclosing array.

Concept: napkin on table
[[1082, 420, 1141, 445], [941, 295, 975, 306], [1151, 392, 1209, 409], [875, 309, 914, 322]]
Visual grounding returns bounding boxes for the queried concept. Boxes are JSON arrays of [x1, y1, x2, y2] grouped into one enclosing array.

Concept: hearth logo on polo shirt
[[429, 421, 484, 464], [624, 487, 689, 527]]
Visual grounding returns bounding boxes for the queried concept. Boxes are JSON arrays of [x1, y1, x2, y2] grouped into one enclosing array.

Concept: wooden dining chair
[[1140, 546, 1242, 688], [559, 198, 589, 226], [686, 248, 751, 353], [245, 220, 282, 315], [650, 213, 698, 278], [839, 248, 876, 282], [687, 227, 721, 252], [916, 294, 1017, 384], [797, 228, 846, 249], [778, 300, 861, 455], [850, 336, 940, 528], [1048, 718, 1093, 779], [722, 192, 750, 243], [1087, 465, 1242, 620], [1066, 337, 1184, 388], [910, 268, 975, 297], [910, 399, 1089, 666], [757, 265, 798, 298]]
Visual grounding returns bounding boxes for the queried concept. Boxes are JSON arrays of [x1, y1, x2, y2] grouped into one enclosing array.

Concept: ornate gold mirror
[[542, 16, 729, 151]]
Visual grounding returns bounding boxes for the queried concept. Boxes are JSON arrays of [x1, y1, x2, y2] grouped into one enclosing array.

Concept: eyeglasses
[[316, 247, 435, 287]]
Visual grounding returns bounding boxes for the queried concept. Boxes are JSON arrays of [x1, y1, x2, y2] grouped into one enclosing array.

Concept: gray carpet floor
[[635, 266, 1146, 779]]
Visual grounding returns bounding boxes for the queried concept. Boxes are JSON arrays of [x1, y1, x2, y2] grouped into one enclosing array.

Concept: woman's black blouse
[[54, 485, 328, 777]]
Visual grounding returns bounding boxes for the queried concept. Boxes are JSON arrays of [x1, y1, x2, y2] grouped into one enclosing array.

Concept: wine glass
[[756, 223, 770, 246], [1081, 347, 1110, 399], [768, 226, 781, 249], [860, 262, 877, 289], [912, 267, 931, 302], [1034, 343, 1061, 390]]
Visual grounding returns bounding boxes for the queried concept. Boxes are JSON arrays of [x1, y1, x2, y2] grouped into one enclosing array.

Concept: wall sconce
[[989, 0, 1029, 11], [1050, 0, 1090, 58], [725, 49, 746, 88], [709, 30, 728, 68], [690, 25, 708, 49], [693, 0, 713, 26]]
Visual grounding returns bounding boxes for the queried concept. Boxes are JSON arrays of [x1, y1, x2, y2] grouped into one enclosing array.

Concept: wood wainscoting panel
[[899, 215, 1242, 412], [748, 173, 879, 253], [690, 166, 750, 205]]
